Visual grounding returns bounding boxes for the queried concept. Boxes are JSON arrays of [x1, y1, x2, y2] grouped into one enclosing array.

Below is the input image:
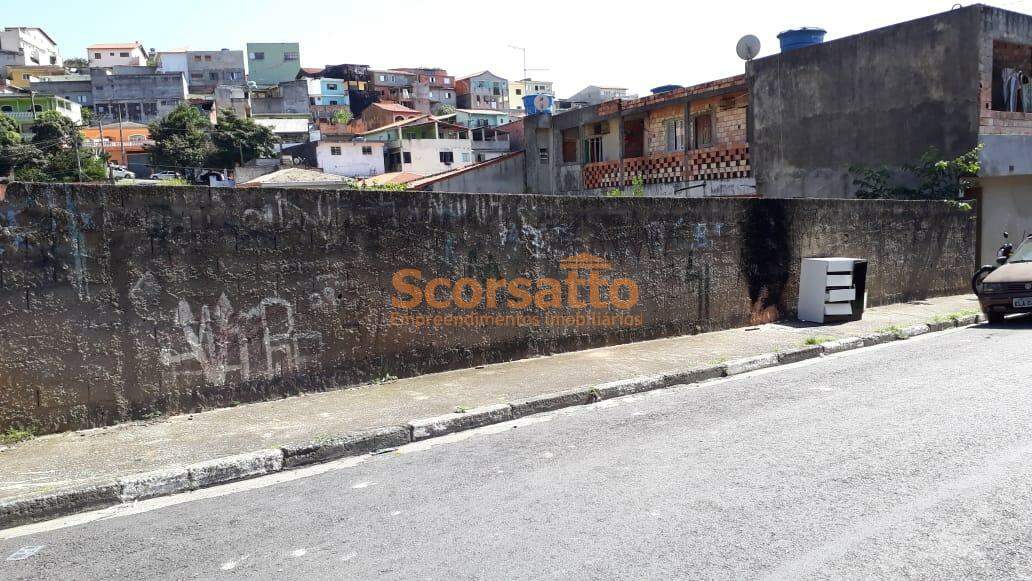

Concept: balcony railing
[[581, 143, 750, 190]]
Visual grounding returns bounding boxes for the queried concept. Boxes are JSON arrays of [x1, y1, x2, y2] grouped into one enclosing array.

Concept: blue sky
[[4, 0, 1030, 96]]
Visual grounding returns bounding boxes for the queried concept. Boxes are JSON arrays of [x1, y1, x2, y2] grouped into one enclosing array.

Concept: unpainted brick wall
[[0, 184, 974, 434]]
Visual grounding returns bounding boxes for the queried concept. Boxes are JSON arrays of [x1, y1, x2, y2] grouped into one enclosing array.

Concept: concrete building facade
[[456, 71, 509, 111], [246, 42, 301, 87], [159, 49, 246, 94], [0, 27, 60, 76], [90, 68, 188, 123], [29, 73, 93, 107], [88, 42, 148, 68]]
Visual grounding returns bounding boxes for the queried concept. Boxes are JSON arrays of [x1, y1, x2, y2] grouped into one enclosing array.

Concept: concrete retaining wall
[[0, 183, 974, 433]]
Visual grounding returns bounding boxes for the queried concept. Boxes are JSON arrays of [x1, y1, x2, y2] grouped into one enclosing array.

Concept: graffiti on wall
[[158, 292, 323, 387]]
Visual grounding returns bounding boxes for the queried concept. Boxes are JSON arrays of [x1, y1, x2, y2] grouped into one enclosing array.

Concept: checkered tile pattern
[[582, 144, 751, 190]]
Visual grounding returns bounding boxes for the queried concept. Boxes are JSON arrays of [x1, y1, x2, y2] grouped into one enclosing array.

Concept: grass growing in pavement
[[803, 336, 835, 346], [0, 427, 36, 445], [929, 309, 981, 325], [876, 325, 907, 338]]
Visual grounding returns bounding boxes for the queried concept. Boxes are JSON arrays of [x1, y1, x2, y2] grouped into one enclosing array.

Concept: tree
[[208, 111, 278, 168], [148, 104, 213, 171], [31, 110, 81, 153], [851, 145, 982, 200], [332, 107, 354, 126], [63, 57, 89, 70], [0, 143, 46, 176], [433, 103, 456, 117], [0, 113, 20, 147]]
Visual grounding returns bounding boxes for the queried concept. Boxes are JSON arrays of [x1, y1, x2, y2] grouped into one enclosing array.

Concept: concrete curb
[[408, 404, 513, 441], [0, 313, 984, 532]]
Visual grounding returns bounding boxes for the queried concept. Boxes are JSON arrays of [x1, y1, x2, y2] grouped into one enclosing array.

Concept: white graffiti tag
[[160, 294, 322, 386]]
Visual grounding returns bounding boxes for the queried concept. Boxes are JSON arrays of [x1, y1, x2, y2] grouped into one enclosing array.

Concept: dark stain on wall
[[740, 201, 793, 324], [0, 184, 974, 434]]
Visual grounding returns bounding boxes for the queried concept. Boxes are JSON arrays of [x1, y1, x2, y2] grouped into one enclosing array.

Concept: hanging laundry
[[1003, 68, 1021, 112]]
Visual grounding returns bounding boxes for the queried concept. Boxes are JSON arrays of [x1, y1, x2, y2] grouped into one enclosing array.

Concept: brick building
[[524, 75, 752, 197]]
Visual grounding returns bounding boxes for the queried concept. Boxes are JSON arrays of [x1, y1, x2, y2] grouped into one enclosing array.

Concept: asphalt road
[[3, 321, 1032, 580]]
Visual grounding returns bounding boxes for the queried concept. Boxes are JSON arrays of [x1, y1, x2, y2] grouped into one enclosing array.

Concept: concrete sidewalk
[[0, 295, 981, 517]]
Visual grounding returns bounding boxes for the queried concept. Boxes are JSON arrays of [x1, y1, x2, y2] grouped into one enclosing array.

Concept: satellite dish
[[736, 35, 762, 61]]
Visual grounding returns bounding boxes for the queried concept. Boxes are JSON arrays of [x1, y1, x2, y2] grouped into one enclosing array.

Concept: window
[[445, 92, 451, 99], [209, 72, 218, 80], [539, 147, 549, 164], [439, 151, 454, 164], [32, 105, 42, 112], [250, 52, 265, 60], [94, 52, 101, 59], [194, 55, 203, 62], [229, 71, 241, 80], [562, 128, 578, 163], [693, 112, 713, 148], [428, 92, 434, 99], [585, 137, 603, 163], [0, 106, 12, 112], [362, 146, 373, 155], [129, 134, 145, 142], [330, 146, 342, 156], [191, 73, 203, 79], [460, 152, 470, 162], [444, 78, 451, 85], [665, 118, 684, 152], [283, 52, 299, 61], [204, 55, 212, 61], [515, 88, 522, 95], [119, 52, 129, 57], [403, 152, 412, 164], [378, 74, 386, 82], [21, 74, 30, 80], [329, 99, 338, 105]]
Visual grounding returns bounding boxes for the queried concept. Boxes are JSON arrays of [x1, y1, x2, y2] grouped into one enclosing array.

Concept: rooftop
[[253, 118, 310, 133], [368, 102, 421, 114], [88, 42, 144, 50], [239, 167, 353, 187]]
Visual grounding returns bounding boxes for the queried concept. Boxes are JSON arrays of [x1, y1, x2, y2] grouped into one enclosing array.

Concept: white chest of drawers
[[798, 258, 868, 323]]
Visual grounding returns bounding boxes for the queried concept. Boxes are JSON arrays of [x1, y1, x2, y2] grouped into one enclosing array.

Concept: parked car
[[151, 171, 182, 181], [108, 165, 135, 180], [978, 234, 1032, 323]]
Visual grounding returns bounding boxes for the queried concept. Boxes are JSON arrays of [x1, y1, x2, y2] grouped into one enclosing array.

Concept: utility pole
[[72, 123, 84, 182], [116, 104, 127, 168]]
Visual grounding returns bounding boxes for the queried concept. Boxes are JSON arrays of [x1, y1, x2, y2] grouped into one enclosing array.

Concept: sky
[[3, 0, 1031, 97]]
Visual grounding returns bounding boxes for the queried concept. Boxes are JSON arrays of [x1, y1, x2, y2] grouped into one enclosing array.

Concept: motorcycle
[[972, 232, 1014, 295]]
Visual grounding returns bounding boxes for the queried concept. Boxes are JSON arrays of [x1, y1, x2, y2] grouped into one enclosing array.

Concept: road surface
[[2, 321, 1031, 580]]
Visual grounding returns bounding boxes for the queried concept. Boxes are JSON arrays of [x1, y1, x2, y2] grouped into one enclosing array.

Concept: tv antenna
[[509, 45, 550, 81], [736, 35, 762, 61]]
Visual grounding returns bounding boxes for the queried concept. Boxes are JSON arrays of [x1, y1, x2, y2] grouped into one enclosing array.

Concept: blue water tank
[[650, 84, 682, 95], [777, 27, 826, 52], [523, 94, 554, 115]]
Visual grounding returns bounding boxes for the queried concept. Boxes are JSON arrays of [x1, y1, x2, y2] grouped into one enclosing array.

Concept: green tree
[[0, 113, 20, 147], [433, 103, 456, 117], [63, 57, 89, 70], [0, 113, 44, 177], [332, 107, 353, 125], [31, 110, 81, 153], [0, 143, 46, 176], [148, 104, 213, 171], [851, 145, 982, 200], [208, 111, 278, 168]]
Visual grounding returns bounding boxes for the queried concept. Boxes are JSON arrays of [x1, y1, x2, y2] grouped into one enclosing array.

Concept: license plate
[[1014, 297, 1032, 309]]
